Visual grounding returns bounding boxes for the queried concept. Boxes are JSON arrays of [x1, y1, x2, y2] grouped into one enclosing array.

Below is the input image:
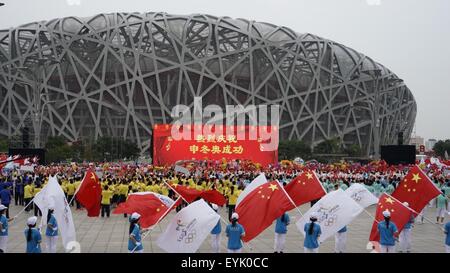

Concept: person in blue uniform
[[444, 211, 450, 253], [210, 204, 222, 253], [24, 216, 41, 253], [377, 210, 398, 253], [0, 204, 15, 252], [226, 212, 245, 253], [398, 202, 414, 253], [335, 226, 347, 253], [304, 212, 321, 253], [274, 212, 290, 253], [45, 206, 58, 253], [128, 212, 143, 253], [0, 184, 12, 219]]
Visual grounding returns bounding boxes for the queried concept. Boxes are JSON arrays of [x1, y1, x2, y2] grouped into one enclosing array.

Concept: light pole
[[6, 57, 60, 148], [361, 69, 404, 159]]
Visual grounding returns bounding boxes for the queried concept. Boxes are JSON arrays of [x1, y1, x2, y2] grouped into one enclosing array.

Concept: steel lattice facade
[[0, 12, 416, 156]]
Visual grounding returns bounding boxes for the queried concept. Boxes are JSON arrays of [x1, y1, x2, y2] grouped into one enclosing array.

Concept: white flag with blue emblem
[[157, 199, 220, 253], [345, 183, 379, 208], [296, 189, 363, 243]]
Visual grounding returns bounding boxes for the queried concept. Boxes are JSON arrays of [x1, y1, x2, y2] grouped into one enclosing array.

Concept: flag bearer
[[24, 216, 42, 253], [303, 212, 321, 253], [274, 212, 290, 253], [101, 185, 113, 218], [398, 202, 414, 253], [225, 212, 245, 253], [378, 210, 398, 253], [128, 212, 143, 253], [45, 206, 58, 253], [210, 204, 222, 253], [0, 204, 14, 252], [436, 191, 447, 224], [444, 212, 450, 253], [334, 226, 347, 253]]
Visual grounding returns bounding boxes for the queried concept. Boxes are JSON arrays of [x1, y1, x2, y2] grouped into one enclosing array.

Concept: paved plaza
[[3, 202, 448, 253]]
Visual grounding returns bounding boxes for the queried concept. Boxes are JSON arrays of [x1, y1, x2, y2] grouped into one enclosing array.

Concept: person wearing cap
[[398, 202, 414, 253], [377, 210, 398, 253], [303, 212, 321, 253], [45, 206, 58, 253], [334, 225, 347, 253], [0, 204, 14, 252], [444, 211, 450, 253], [210, 203, 222, 253], [24, 216, 42, 253], [225, 212, 245, 253], [274, 212, 290, 253], [128, 212, 143, 253]]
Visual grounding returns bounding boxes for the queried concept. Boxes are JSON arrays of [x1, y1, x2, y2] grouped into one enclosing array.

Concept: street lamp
[[361, 69, 404, 159]]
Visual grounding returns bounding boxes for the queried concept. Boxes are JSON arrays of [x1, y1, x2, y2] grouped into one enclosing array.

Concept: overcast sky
[[0, 0, 449, 140]]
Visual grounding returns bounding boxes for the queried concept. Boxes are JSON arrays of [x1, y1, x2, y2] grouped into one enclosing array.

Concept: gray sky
[[0, 0, 449, 140]]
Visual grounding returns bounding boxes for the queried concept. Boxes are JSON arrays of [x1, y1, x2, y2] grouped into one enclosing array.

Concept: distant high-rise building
[[409, 136, 424, 150], [425, 139, 437, 151]]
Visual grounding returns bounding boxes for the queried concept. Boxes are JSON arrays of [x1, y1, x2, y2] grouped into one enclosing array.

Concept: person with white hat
[[377, 209, 398, 253], [274, 212, 290, 253], [225, 212, 245, 253], [210, 204, 221, 253], [444, 211, 450, 253], [0, 204, 15, 252], [45, 206, 58, 253], [303, 212, 321, 253], [398, 202, 414, 253], [128, 212, 143, 253], [24, 216, 42, 253]]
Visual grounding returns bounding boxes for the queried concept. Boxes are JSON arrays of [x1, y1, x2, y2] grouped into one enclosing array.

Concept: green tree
[[92, 137, 140, 161], [433, 140, 450, 157], [344, 144, 363, 157], [0, 138, 8, 152], [313, 138, 342, 154], [278, 140, 312, 160], [45, 136, 74, 163]]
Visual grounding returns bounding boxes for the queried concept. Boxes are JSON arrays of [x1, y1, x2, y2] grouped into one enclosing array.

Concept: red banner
[[153, 124, 278, 166]]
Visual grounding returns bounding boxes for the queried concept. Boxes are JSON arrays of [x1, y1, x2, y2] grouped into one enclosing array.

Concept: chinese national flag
[[236, 181, 292, 242], [113, 192, 177, 228], [391, 165, 442, 215], [75, 170, 102, 217], [284, 170, 326, 209], [369, 193, 413, 242], [172, 185, 227, 206]]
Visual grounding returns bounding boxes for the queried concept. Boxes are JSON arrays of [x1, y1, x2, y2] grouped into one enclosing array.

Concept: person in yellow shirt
[[73, 179, 82, 209], [24, 183, 34, 212], [101, 185, 113, 218], [227, 185, 241, 221], [33, 186, 42, 217], [66, 180, 76, 207]]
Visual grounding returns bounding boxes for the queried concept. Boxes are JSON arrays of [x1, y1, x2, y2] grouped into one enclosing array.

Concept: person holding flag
[[210, 204, 222, 253], [334, 226, 347, 253], [378, 210, 398, 253], [444, 211, 450, 253], [303, 212, 321, 253], [101, 185, 113, 218], [398, 202, 414, 253], [128, 212, 144, 253], [24, 216, 42, 253], [436, 191, 447, 224], [45, 206, 58, 253], [0, 204, 14, 252], [274, 212, 290, 253], [226, 212, 245, 253]]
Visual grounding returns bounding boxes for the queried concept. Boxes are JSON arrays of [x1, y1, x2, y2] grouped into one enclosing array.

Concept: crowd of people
[[0, 158, 449, 253]]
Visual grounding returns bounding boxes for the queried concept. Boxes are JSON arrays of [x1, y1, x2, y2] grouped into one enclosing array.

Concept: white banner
[[34, 176, 77, 252], [157, 199, 220, 253], [296, 189, 363, 243], [345, 183, 378, 208]]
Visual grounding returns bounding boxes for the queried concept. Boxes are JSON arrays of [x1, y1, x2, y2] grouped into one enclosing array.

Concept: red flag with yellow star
[[391, 165, 442, 214], [76, 170, 102, 217], [284, 170, 326, 209], [369, 193, 413, 242], [235, 181, 292, 242], [113, 192, 179, 228]]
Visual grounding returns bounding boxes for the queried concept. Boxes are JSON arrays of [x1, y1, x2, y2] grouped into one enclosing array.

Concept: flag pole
[[131, 196, 181, 253], [276, 179, 303, 218]]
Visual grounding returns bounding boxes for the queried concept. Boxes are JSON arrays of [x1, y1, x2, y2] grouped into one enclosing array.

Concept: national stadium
[[0, 12, 417, 155]]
